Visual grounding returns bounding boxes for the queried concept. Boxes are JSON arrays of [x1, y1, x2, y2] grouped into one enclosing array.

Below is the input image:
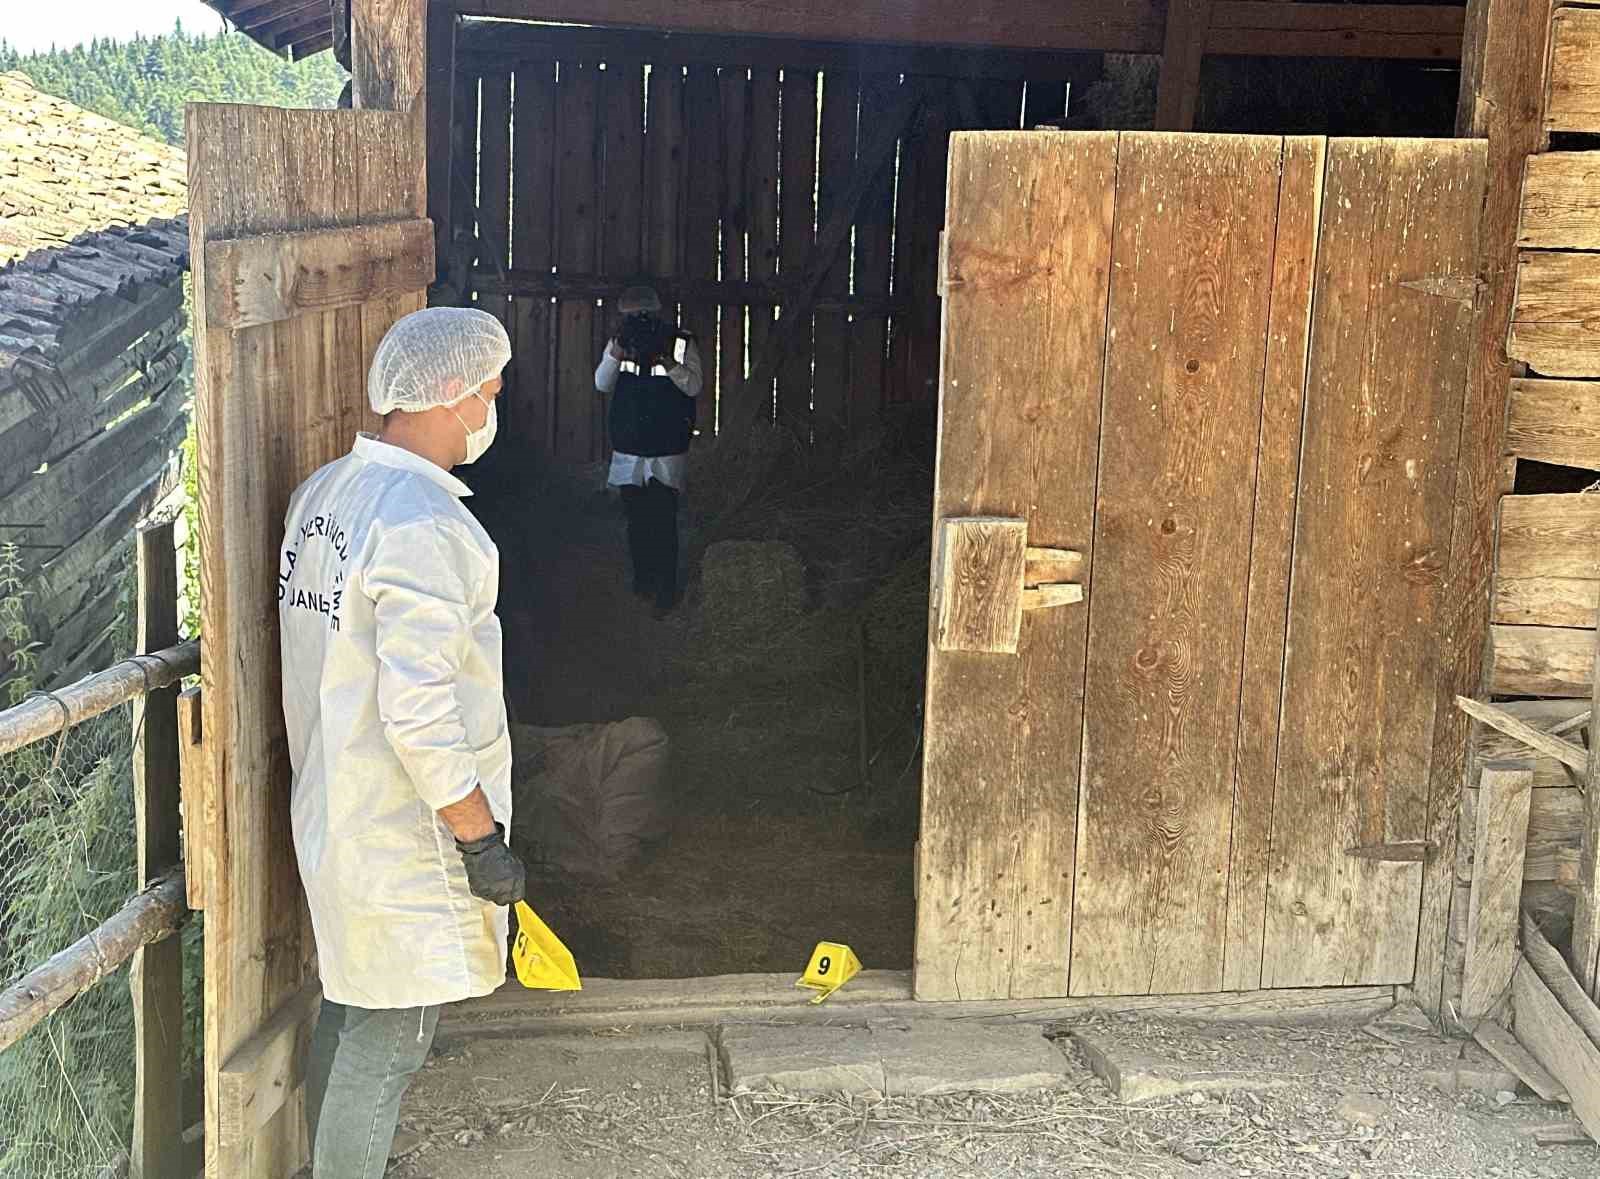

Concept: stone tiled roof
[[0, 71, 186, 264]]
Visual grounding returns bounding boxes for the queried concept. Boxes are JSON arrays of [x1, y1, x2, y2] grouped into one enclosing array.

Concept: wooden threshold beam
[[443, 0, 1463, 59]]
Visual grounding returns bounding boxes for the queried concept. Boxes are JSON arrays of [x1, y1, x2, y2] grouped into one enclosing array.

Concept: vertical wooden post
[[1416, 0, 1555, 1023], [352, 0, 427, 114], [130, 519, 184, 1179], [1461, 760, 1533, 1020], [1574, 626, 1600, 996], [1154, 0, 1213, 130], [424, 1, 457, 283]]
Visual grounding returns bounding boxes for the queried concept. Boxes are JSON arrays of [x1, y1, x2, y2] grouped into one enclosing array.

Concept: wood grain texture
[[933, 517, 1028, 654], [188, 102, 423, 1178], [509, 61, 556, 452], [645, 60, 685, 281], [352, 0, 425, 112], [1472, 1020, 1567, 1102], [848, 75, 899, 424], [1458, 784, 1579, 886], [1264, 138, 1485, 990], [1513, 958, 1600, 1142], [1578, 607, 1600, 995], [1488, 624, 1595, 697], [680, 65, 722, 414], [1224, 136, 1325, 993], [1462, 762, 1533, 1019], [1547, 8, 1600, 134], [1497, 492, 1600, 579], [1422, 0, 1556, 1025], [776, 67, 817, 422], [915, 131, 1116, 1001], [810, 71, 858, 431], [1154, 0, 1214, 130], [746, 69, 781, 419], [1494, 576, 1599, 628], [1073, 133, 1281, 997], [1505, 379, 1600, 470], [215, 981, 322, 1148], [1454, 695, 1587, 773], [202, 218, 434, 330], [131, 521, 182, 1179], [1203, 1, 1463, 58], [1510, 252, 1600, 379], [602, 63, 645, 279], [554, 61, 600, 461], [1523, 912, 1600, 1052], [718, 65, 750, 431], [177, 686, 205, 911], [1519, 152, 1600, 250]]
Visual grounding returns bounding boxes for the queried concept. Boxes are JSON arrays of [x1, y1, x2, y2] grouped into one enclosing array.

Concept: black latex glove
[[455, 823, 526, 905]]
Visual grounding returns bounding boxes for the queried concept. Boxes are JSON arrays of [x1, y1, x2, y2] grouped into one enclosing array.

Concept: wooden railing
[[0, 518, 199, 1179]]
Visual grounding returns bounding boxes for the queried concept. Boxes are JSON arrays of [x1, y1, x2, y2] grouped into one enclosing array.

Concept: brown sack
[[509, 718, 670, 881]]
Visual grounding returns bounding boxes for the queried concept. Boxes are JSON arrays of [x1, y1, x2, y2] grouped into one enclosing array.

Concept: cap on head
[[617, 286, 662, 317], [367, 307, 512, 416]]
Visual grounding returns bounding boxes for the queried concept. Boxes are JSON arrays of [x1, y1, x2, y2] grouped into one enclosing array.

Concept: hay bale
[[699, 539, 807, 630]]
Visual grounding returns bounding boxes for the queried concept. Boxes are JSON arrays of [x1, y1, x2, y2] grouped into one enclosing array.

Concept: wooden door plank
[[777, 67, 818, 423], [1459, 784, 1580, 886], [1473, 1020, 1568, 1102], [1519, 153, 1600, 250], [916, 131, 1116, 1002], [190, 102, 424, 1179], [849, 75, 900, 426], [1513, 958, 1600, 1141], [1489, 624, 1596, 698], [892, 89, 949, 408], [1505, 378, 1600, 471], [202, 219, 435, 330], [478, 68, 512, 333], [1547, 8, 1600, 134], [718, 66, 750, 429], [1263, 138, 1485, 990], [1462, 761, 1533, 1020], [1420, 0, 1555, 1024], [1497, 494, 1600, 581], [554, 61, 600, 461], [1510, 252, 1600, 379], [601, 62, 645, 279], [681, 65, 721, 417], [1071, 133, 1281, 998], [1223, 136, 1326, 993], [745, 70, 781, 422], [810, 71, 858, 431], [645, 60, 685, 281], [510, 62, 557, 452], [131, 521, 183, 1179]]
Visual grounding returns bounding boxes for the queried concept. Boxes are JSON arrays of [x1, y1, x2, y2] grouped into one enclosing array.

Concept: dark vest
[[609, 371, 695, 457]]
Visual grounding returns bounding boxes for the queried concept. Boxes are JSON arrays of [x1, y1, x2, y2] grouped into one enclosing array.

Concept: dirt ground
[[467, 426, 931, 979], [389, 1012, 1598, 1178]]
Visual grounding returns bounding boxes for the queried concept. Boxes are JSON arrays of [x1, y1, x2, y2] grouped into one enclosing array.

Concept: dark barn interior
[[402, 7, 1475, 982]]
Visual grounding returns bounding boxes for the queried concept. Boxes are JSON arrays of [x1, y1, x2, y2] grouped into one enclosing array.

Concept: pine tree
[[9, 26, 348, 147]]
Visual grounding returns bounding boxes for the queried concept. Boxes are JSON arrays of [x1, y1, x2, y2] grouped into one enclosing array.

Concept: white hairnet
[[367, 307, 512, 415]]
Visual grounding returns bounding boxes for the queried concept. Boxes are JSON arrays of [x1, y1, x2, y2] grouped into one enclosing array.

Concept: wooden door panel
[[914, 131, 1115, 1001], [1261, 139, 1487, 988], [189, 103, 426, 1175], [1068, 134, 1282, 996]]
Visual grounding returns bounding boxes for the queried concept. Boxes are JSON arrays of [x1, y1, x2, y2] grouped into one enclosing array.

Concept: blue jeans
[[306, 999, 440, 1179]]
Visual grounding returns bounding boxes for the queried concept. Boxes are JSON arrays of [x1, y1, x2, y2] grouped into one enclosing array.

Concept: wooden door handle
[[934, 518, 1085, 654]]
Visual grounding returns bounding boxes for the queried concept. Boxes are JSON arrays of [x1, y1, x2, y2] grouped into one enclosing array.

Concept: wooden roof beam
[[253, 0, 330, 43], [442, 0, 1462, 59]]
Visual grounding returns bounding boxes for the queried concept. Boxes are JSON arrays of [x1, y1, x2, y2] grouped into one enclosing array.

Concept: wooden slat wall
[[457, 32, 1092, 460]]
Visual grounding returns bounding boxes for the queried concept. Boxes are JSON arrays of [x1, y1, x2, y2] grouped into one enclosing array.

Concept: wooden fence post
[[130, 519, 184, 1179]]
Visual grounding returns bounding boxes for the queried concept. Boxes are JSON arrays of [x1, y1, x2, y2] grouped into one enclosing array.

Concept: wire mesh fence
[[0, 537, 202, 1178]]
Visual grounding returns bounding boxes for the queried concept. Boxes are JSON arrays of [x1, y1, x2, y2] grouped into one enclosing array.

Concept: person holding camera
[[595, 286, 702, 618]]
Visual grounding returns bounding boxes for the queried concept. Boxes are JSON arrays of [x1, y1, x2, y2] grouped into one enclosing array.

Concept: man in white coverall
[[278, 307, 525, 1178]]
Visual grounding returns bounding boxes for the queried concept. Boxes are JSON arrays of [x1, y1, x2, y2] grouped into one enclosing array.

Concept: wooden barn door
[[916, 132, 1487, 1001], [187, 103, 431, 1175]]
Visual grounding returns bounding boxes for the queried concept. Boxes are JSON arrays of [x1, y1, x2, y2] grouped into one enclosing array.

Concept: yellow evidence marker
[[512, 900, 582, 991], [795, 941, 861, 1004]]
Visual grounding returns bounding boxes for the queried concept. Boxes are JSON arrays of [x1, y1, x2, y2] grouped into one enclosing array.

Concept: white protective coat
[[279, 434, 512, 1008]]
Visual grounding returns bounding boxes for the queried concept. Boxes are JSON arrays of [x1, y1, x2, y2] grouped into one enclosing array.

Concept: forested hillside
[[0, 22, 345, 145]]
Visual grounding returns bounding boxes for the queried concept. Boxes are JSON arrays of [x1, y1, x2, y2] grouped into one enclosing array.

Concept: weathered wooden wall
[[917, 130, 1485, 1002], [0, 220, 190, 689], [446, 23, 1101, 460], [1443, 1, 1600, 1024]]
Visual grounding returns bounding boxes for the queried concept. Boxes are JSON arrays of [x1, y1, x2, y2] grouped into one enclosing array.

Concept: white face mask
[[450, 391, 497, 465]]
